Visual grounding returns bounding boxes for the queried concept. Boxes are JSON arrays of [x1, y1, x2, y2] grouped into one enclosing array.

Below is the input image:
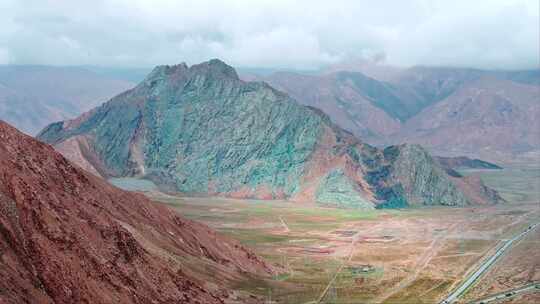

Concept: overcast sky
[[1, 0, 538, 70]]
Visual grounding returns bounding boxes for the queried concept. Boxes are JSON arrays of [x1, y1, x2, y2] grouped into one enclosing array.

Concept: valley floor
[[111, 166, 540, 304]]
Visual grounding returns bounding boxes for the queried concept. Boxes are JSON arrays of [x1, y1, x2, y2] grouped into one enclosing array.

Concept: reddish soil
[[450, 175, 505, 205], [0, 121, 272, 304], [291, 125, 375, 204]]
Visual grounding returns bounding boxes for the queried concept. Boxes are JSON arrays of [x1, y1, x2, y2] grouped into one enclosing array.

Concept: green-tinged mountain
[[38, 59, 502, 208]]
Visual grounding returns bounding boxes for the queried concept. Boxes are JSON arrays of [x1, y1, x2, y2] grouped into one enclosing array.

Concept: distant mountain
[[248, 66, 540, 160], [82, 66, 153, 83], [0, 65, 135, 134], [38, 59, 501, 208], [0, 120, 272, 303], [435, 156, 502, 170], [395, 76, 540, 157], [249, 71, 411, 142], [320, 58, 404, 81]]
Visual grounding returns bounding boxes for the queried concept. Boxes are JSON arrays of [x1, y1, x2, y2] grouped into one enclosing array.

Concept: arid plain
[[111, 164, 540, 304]]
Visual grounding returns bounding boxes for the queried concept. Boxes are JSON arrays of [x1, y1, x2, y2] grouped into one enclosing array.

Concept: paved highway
[[467, 282, 540, 304], [439, 222, 540, 304]]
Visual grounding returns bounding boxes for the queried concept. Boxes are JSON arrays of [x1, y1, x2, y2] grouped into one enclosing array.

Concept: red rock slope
[[0, 120, 272, 304]]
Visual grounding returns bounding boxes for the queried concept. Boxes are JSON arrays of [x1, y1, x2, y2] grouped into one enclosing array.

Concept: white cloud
[[1, 0, 538, 69]]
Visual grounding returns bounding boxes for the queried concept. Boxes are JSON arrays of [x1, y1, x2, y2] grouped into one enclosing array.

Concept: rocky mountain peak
[[191, 58, 240, 80], [144, 62, 189, 80], [149, 58, 237, 79], [140, 59, 239, 94]]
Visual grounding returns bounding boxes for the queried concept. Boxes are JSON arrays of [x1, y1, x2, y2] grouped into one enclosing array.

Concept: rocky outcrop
[[383, 144, 468, 206], [315, 169, 373, 209], [0, 120, 272, 304], [38, 59, 501, 208]]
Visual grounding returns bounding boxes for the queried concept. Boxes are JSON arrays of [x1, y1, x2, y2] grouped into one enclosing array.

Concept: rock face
[[382, 144, 468, 206], [0, 120, 272, 304], [315, 169, 373, 209], [38, 59, 500, 208]]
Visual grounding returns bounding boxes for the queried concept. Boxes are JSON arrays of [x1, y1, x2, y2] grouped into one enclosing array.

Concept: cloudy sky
[[1, 0, 538, 70]]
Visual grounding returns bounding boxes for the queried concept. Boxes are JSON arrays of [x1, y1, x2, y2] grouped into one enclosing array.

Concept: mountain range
[[3, 63, 537, 162], [0, 120, 272, 303], [38, 59, 502, 209], [248, 65, 540, 161], [0, 65, 135, 134]]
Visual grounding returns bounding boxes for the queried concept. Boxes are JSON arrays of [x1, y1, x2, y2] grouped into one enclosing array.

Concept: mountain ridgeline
[[38, 59, 502, 209]]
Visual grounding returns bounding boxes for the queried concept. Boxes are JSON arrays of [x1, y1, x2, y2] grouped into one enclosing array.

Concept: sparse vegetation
[[107, 164, 540, 303], [140, 188, 537, 303]]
